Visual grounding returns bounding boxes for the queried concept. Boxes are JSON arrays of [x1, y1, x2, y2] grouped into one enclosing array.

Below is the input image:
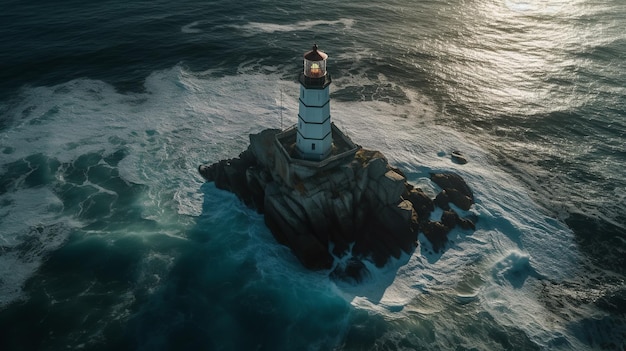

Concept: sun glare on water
[[503, 0, 567, 14], [435, 0, 591, 118]]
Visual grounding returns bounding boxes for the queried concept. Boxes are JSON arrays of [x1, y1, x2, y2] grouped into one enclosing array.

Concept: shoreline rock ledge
[[199, 128, 476, 282]]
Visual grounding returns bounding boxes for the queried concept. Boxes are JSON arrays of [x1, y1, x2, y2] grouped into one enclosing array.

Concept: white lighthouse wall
[[298, 104, 330, 123], [299, 86, 329, 107], [298, 120, 331, 140], [296, 80, 332, 160]]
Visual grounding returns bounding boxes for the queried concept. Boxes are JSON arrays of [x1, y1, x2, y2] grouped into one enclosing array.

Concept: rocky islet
[[199, 129, 476, 282]]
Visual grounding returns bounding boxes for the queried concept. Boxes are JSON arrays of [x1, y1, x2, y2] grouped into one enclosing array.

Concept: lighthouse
[[296, 44, 333, 161]]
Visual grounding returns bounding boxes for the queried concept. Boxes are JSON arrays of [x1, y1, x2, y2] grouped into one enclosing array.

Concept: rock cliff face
[[199, 129, 476, 281]]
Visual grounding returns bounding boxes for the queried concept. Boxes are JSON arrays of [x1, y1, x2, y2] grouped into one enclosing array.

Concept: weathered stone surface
[[441, 209, 460, 230], [422, 221, 450, 253], [376, 170, 407, 205], [366, 157, 388, 180], [264, 191, 333, 270], [405, 187, 435, 220], [383, 200, 419, 253], [199, 129, 477, 273], [297, 193, 327, 239], [249, 129, 280, 168], [434, 190, 451, 210], [245, 168, 267, 211], [447, 188, 473, 211], [332, 192, 355, 236]]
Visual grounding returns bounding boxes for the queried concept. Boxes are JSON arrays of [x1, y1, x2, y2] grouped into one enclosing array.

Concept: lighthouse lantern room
[[296, 44, 333, 161]]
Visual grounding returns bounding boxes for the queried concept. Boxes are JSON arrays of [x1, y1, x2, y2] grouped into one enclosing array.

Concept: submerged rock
[[199, 129, 477, 271], [330, 257, 370, 284]]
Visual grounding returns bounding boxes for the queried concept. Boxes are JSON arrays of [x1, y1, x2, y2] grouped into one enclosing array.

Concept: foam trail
[[181, 21, 202, 34], [226, 18, 355, 36]]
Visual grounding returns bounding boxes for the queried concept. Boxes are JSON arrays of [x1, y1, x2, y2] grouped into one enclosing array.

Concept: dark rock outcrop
[[199, 129, 477, 273], [422, 221, 450, 253], [430, 172, 474, 211], [330, 257, 370, 284], [451, 150, 468, 165]]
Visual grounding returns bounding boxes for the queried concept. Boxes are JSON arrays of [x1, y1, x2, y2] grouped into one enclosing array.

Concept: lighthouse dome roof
[[304, 44, 328, 61]]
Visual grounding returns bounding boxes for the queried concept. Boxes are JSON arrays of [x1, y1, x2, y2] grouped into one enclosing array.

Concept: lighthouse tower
[[296, 44, 332, 161]]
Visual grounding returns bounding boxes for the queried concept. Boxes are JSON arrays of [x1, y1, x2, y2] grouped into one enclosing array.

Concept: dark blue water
[[1, 0, 625, 350]]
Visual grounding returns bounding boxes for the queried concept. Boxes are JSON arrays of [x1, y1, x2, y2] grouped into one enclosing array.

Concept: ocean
[[0, 0, 624, 350]]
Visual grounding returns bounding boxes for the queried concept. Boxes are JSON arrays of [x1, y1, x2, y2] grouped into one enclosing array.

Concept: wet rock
[[331, 257, 371, 284], [441, 209, 460, 229], [441, 208, 476, 231], [447, 188, 473, 211], [422, 221, 450, 253], [430, 172, 474, 210], [405, 187, 435, 220], [434, 190, 451, 210], [458, 217, 476, 230], [451, 150, 468, 164]]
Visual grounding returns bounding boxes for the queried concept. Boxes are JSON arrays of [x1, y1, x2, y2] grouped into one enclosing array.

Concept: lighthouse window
[[311, 143, 316, 151], [310, 63, 321, 77], [304, 59, 326, 78]]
